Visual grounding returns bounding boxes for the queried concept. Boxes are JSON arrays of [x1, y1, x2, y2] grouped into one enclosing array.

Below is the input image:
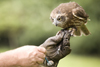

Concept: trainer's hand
[[40, 30, 71, 67], [14, 46, 46, 67]]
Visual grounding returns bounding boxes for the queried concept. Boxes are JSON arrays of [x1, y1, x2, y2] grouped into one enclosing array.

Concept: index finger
[[37, 46, 46, 54]]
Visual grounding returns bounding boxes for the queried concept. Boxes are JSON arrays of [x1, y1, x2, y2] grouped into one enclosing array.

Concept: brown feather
[[50, 2, 90, 36]]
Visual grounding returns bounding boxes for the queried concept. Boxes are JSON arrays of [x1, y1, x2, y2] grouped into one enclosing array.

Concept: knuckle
[[43, 48, 46, 53], [33, 52, 38, 56], [37, 58, 44, 64], [40, 59, 44, 64]]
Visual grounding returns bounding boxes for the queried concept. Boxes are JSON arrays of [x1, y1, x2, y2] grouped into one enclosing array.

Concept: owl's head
[[50, 13, 68, 28]]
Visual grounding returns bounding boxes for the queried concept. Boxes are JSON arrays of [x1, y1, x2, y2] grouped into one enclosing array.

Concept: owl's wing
[[72, 7, 89, 22]]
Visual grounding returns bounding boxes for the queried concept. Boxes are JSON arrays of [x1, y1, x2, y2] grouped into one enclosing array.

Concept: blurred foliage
[[0, 0, 100, 56]]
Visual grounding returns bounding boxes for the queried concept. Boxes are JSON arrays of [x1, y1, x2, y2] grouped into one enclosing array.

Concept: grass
[[58, 54, 100, 67]]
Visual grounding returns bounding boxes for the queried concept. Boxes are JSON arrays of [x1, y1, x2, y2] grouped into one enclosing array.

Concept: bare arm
[[0, 46, 46, 67], [0, 49, 18, 67]]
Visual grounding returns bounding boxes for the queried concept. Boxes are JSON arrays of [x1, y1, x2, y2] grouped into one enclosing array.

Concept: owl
[[50, 2, 90, 36]]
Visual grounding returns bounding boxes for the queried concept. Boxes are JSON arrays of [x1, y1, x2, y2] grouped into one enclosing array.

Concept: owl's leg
[[69, 25, 77, 31], [61, 28, 69, 31], [56, 29, 66, 35]]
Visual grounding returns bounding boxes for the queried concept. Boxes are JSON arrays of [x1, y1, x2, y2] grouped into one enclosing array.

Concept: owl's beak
[[53, 22, 58, 26], [52, 19, 58, 26], [55, 23, 58, 26]]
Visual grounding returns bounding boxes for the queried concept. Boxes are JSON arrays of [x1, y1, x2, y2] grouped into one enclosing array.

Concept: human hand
[[13, 45, 46, 67], [40, 30, 71, 67]]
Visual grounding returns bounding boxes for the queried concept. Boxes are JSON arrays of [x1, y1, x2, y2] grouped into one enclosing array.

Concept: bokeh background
[[0, 0, 100, 67]]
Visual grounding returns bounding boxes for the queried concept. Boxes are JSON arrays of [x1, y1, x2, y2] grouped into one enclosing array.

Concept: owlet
[[50, 2, 90, 36]]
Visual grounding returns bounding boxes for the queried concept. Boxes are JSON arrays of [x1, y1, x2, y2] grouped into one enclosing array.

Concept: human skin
[[0, 46, 46, 67]]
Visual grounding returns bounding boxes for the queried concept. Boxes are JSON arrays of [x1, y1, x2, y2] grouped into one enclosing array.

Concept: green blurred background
[[0, 0, 100, 67]]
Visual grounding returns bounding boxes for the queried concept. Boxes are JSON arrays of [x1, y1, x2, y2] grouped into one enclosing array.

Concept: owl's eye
[[57, 17, 62, 21], [57, 16, 65, 22]]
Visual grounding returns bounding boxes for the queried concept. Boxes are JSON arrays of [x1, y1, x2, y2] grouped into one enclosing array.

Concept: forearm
[[0, 46, 46, 67], [0, 50, 18, 67]]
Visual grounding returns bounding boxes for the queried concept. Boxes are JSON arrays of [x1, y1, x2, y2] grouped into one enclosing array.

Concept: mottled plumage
[[50, 2, 90, 36]]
